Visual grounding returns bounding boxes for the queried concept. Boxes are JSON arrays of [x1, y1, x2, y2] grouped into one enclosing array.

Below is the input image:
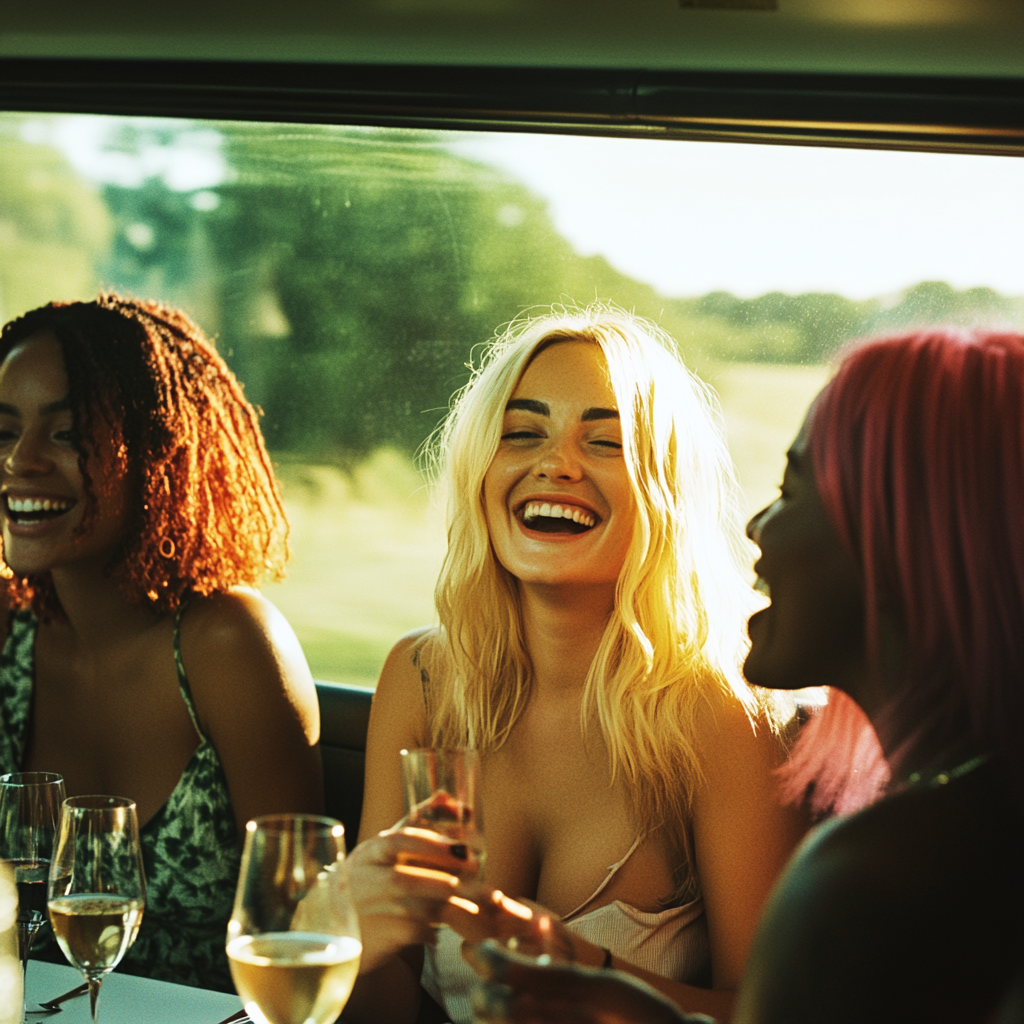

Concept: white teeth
[[522, 501, 596, 528], [6, 496, 73, 514]]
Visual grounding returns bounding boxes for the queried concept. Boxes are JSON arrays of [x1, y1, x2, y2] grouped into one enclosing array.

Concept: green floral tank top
[[0, 607, 241, 992]]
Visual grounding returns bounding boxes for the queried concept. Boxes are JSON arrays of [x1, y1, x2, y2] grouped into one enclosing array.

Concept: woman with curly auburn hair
[[344, 305, 808, 1024], [0, 293, 323, 991]]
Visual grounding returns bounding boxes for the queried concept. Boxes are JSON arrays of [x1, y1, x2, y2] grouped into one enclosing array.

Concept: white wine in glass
[[47, 796, 146, 1023], [0, 771, 65, 1017], [227, 814, 361, 1024]]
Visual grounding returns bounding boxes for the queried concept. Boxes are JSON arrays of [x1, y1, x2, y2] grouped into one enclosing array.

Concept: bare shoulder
[[358, 626, 438, 840], [374, 625, 438, 711], [179, 587, 318, 741], [693, 684, 789, 779]]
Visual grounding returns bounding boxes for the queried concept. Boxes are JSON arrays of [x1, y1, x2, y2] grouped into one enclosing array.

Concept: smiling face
[[482, 340, 636, 595], [743, 409, 869, 700], [0, 333, 130, 578]]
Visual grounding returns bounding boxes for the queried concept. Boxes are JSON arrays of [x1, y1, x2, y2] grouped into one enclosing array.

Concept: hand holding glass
[[47, 796, 146, 1023], [0, 771, 65, 1015], [227, 814, 361, 1024], [400, 748, 484, 876]]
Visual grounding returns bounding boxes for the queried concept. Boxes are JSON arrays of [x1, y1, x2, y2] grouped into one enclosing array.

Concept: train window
[[1, 110, 1022, 685]]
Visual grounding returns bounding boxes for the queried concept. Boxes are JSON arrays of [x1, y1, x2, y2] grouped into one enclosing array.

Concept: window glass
[[2, 113, 1021, 685]]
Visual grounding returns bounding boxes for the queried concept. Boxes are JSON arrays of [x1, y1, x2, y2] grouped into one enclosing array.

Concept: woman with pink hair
[[468, 328, 1024, 1024]]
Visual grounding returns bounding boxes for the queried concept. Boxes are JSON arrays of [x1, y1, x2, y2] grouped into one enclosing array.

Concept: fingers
[[441, 885, 537, 944], [468, 942, 693, 1024], [346, 829, 472, 972], [366, 826, 477, 874]]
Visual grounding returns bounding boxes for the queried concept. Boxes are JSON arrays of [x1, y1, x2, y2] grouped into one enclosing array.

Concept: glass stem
[[17, 921, 41, 1005], [87, 975, 102, 1022]]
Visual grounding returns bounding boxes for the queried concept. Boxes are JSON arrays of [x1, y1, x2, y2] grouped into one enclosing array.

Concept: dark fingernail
[[450, 843, 468, 860]]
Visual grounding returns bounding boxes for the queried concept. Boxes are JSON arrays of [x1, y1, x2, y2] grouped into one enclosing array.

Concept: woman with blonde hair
[[345, 304, 807, 1023]]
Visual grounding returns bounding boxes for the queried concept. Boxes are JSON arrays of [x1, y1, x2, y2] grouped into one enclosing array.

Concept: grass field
[[267, 361, 831, 687]]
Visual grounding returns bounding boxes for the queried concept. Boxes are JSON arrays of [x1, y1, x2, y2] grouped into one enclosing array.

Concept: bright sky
[[450, 133, 1024, 300]]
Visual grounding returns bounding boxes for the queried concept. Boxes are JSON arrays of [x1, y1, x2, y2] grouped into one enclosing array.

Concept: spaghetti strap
[[171, 597, 206, 741], [563, 835, 645, 921]]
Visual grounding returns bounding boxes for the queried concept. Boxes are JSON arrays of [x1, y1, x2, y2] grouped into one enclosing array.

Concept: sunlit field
[[267, 360, 830, 687]]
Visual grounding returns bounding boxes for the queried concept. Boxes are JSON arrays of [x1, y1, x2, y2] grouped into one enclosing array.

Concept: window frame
[[2, 57, 1023, 157]]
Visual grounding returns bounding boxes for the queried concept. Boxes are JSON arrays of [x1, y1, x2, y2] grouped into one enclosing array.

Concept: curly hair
[[0, 293, 288, 616]]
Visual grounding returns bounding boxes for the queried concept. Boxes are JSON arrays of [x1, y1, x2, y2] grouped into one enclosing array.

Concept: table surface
[[24, 960, 244, 1024]]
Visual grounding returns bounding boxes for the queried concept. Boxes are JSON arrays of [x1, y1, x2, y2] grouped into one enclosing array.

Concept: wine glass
[[47, 796, 146, 1023], [226, 814, 362, 1024], [0, 771, 65, 1016], [399, 748, 485, 877]]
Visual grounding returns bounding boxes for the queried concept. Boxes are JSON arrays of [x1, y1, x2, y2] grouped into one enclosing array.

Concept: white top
[[421, 838, 710, 1024]]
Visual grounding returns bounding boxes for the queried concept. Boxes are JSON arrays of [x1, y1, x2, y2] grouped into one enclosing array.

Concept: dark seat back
[[315, 680, 373, 850]]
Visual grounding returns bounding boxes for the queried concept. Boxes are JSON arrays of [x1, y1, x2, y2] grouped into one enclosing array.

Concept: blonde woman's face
[[483, 340, 636, 594]]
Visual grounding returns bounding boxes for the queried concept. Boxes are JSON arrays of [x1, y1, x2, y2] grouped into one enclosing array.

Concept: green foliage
[[3, 118, 1022, 471], [203, 126, 683, 462], [0, 122, 112, 324], [671, 290, 875, 363]]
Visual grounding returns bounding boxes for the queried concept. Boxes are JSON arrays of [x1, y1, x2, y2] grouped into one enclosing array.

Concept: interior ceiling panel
[[1, 0, 1023, 78]]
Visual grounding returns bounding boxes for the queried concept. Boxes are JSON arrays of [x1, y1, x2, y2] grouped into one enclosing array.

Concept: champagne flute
[[47, 796, 146, 1023], [0, 771, 65, 1017], [399, 748, 485, 877], [226, 814, 361, 1024]]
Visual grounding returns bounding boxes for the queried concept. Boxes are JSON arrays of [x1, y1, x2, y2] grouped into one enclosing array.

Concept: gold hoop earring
[[159, 537, 176, 559]]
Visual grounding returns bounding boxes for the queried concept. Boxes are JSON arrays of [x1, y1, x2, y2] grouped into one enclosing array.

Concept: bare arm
[[345, 628, 461, 1024], [181, 588, 324, 835], [687, 698, 809, 996]]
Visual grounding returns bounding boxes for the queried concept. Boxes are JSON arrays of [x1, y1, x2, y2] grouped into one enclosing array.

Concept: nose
[[4, 431, 53, 478], [746, 505, 769, 545], [533, 436, 583, 482]]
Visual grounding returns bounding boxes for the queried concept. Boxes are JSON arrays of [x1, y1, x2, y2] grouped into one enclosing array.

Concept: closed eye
[[501, 429, 544, 441]]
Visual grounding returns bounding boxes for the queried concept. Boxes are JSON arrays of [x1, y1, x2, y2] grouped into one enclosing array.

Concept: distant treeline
[[670, 282, 1024, 365], [3, 120, 1021, 464]]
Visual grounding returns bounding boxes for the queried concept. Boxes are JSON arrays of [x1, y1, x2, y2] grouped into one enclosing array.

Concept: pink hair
[[803, 329, 1024, 810], [779, 689, 889, 817]]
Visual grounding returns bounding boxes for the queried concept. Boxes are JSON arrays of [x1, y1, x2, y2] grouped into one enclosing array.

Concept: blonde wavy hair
[[422, 304, 778, 895]]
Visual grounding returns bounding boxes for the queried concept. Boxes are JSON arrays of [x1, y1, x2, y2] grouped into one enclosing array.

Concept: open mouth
[[519, 501, 599, 535], [3, 495, 76, 525], [753, 576, 771, 598]]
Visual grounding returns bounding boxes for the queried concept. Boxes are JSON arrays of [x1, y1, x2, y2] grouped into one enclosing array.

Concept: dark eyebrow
[[0, 399, 70, 417], [506, 399, 549, 416], [504, 399, 619, 423]]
